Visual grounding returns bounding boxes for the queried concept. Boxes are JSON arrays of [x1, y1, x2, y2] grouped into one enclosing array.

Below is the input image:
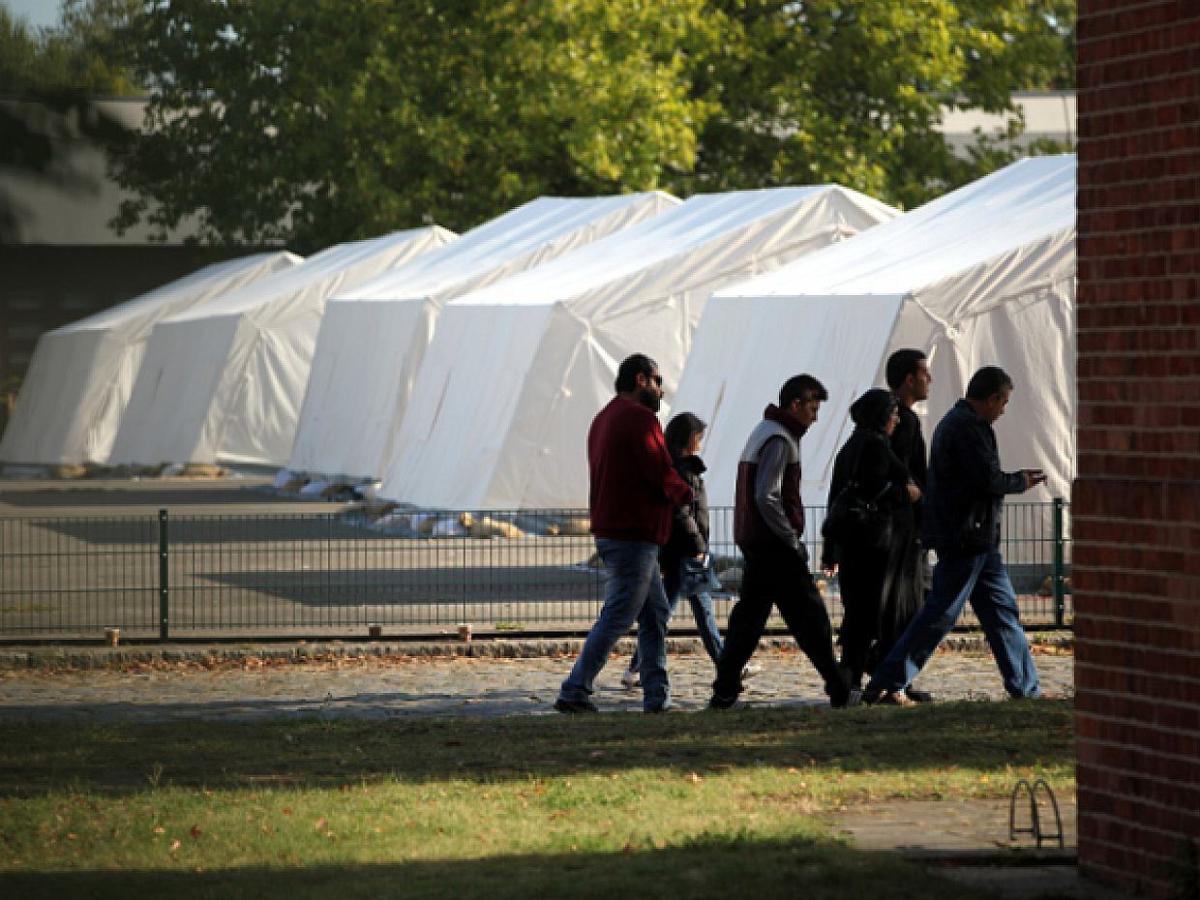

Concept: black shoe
[[905, 688, 934, 704], [554, 698, 599, 714], [707, 693, 744, 710], [826, 664, 860, 709]]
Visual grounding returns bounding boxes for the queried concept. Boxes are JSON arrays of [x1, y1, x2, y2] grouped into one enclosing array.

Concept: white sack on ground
[[0, 251, 301, 466], [673, 155, 1077, 538], [108, 227, 455, 468], [380, 185, 898, 510], [287, 192, 677, 481]]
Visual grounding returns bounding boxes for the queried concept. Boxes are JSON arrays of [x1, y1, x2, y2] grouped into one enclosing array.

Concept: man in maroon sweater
[[556, 353, 693, 713]]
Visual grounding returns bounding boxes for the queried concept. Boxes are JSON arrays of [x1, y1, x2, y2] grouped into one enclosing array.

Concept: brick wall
[[1075, 1, 1200, 895]]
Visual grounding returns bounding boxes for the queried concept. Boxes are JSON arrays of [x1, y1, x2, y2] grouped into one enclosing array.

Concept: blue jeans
[[629, 575, 724, 671], [559, 538, 672, 711], [866, 549, 1041, 699]]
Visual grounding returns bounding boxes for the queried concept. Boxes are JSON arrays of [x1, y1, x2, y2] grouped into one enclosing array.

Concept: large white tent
[[108, 226, 454, 468], [0, 251, 301, 466], [287, 193, 676, 481], [379, 185, 898, 510], [673, 155, 1077, 525]]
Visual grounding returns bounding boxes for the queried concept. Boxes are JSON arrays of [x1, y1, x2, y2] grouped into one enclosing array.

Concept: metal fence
[[0, 502, 1071, 641]]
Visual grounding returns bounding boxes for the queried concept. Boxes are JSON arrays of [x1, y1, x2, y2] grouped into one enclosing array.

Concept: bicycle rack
[[1009, 777, 1064, 849]]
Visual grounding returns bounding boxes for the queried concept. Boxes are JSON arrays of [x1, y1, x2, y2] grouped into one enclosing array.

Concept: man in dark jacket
[[863, 366, 1046, 705], [556, 353, 693, 713], [883, 348, 934, 701], [710, 374, 857, 709]]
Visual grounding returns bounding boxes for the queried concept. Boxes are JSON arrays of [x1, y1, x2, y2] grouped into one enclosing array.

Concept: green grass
[[0, 701, 1073, 898]]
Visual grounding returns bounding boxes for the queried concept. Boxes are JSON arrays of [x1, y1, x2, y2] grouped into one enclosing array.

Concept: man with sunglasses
[[556, 353, 693, 713]]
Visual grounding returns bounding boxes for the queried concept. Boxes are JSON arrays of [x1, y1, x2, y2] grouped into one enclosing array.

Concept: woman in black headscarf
[[822, 388, 922, 690]]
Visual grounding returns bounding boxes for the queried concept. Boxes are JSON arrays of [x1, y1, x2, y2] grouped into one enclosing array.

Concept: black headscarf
[[849, 388, 897, 434]]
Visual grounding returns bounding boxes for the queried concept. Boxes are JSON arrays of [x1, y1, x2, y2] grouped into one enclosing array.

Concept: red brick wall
[[1075, 1, 1200, 895]]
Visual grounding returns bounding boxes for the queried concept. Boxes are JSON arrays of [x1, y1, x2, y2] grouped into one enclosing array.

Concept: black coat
[[826, 429, 910, 515], [922, 399, 1026, 556], [661, 455, 709, 567]]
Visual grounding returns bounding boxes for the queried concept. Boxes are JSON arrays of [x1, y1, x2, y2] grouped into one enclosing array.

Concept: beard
[[637, 385, 661, 413]]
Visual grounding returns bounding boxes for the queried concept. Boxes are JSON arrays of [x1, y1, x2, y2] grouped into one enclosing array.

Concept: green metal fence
[[0, 502, 1071, 641]]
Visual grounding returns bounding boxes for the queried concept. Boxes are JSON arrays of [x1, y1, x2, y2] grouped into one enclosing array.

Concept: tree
[[677, 0, 1075, 209], [108, 0, 1075, 250], [0, 1, 142, 241], [110, 0, 719, 251]]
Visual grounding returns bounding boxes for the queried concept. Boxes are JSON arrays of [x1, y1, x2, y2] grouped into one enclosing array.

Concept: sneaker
[[905, 687, 934, 704], [620, 667, 640, 690], [644, 703, 677, 714], [554, 698, 599, 714], [741, 663, 763, 681], [874, 690, 917, 708], [707, 693, 745, 710]]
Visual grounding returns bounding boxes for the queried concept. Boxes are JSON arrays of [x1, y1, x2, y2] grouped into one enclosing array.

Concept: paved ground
[[0, 643, 1074, 723]]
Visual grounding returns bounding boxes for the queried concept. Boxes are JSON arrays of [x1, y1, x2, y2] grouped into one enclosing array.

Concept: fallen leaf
[[153, 826, 165, 835], [189, 825, 202, 839], [170, 839, 181, 852], [314, 817, 328, 831]]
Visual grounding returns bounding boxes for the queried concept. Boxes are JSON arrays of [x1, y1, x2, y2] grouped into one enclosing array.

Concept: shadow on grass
[[0, 701, 1073, 797], [0, 833, 996, 900]]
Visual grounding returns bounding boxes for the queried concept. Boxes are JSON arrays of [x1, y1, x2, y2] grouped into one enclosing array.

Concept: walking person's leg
[[626, 564, 681, 687], [558, 539, 660, 710], [711, 550, 772, 703], [636, 567, 674, 711], [865, 553, 986, 699], [771, 550, 854, 705], [967, 550, 1041, 698], [687, 591, 724, 666]]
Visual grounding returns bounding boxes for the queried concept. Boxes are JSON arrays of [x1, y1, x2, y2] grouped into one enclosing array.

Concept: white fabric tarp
[[379, 185, 898, 509], [287, 193, 677, 480], [108, 227, 455, 468], [673, 155, 1077, 531], [0, 251, 301, 466]]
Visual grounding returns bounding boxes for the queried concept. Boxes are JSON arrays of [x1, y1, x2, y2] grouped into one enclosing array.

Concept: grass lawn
[[0, 700, 1073, 899]]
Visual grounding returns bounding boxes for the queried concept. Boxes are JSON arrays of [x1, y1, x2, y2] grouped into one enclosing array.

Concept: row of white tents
[[1, 155, 1077, 513]]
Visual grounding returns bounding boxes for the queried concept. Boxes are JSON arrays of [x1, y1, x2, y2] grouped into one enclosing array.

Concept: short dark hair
[[779, 374, 828, 407], [886, 348, 927, 390], [614, 353, 658, 393], [965, 366, 1014, 400]]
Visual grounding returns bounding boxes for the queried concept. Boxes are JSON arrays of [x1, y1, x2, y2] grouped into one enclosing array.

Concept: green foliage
[[111, 0, 719, 252], [0, 0, 142, 95], [108, 0, 1075, 251]]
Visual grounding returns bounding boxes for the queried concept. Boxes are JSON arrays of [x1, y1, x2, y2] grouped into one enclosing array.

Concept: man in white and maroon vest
[[710, 374, 857, 709]]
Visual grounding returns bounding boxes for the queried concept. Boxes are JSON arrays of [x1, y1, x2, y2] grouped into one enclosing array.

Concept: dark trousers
[[713, 545, 841, 699]]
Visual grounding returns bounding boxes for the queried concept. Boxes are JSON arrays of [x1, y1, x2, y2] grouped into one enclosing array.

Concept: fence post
[[158, 508, 170, 642], [1052, 497, 1065, 627]]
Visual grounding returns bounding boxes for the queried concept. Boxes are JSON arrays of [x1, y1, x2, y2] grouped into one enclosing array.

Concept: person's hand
[[693, 553, 706, 562], [822, 563, 839, 578], [906, 483, 922, 503], [1022, 468, 1047, 491]]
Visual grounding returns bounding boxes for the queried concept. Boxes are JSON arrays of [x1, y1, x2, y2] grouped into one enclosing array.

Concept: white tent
[[287, 193, 676, 481], [0, 251, 301, 466], [379, 185, 898, 510], [108, 226, 454, 468], [673, 155, 1077, 526]]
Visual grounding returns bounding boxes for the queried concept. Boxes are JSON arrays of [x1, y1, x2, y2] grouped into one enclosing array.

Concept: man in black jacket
[[863, 366, 1046, 705]]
